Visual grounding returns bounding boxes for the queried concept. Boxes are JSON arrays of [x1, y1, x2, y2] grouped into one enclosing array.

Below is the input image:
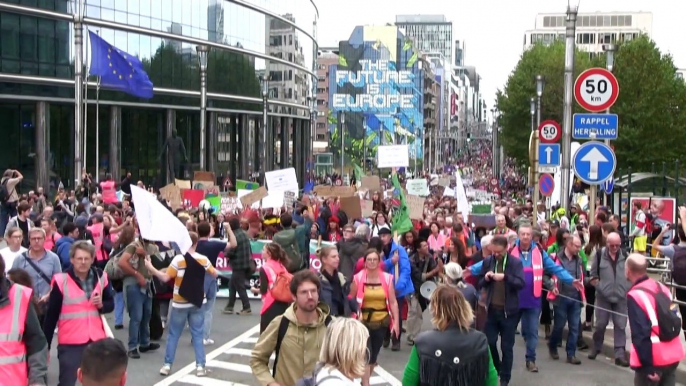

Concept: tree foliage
[[496, 36, 686, 172]]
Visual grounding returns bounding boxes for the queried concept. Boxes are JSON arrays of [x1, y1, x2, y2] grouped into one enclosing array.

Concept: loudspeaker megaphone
[[420, 281, 437, 300]]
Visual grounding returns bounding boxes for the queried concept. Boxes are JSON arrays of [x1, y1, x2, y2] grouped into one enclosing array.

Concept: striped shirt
[[166, 252, 217, 308]]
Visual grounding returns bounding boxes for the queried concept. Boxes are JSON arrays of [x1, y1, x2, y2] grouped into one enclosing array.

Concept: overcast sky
[[316, 0, 685, 108]]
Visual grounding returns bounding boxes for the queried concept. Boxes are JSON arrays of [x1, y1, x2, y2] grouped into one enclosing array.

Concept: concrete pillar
[[280, 117, 289, 169], [208, 111, 217, 175], [164, 109, 176, 184], [35, 101, 50, 191], [109, 106, 121, 182]]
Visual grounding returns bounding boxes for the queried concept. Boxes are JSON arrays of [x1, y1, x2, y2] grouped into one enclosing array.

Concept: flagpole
[[83, 28, 89, 176], [95, 75, 101, 183]]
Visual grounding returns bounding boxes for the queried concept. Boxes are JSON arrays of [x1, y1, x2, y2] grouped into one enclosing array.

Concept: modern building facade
[[315, 46, 338, 149], [328, 25, 426, 168], [524, 12, 653, 58], [395, 14, 452, 63], [0, 0, 319, 190]]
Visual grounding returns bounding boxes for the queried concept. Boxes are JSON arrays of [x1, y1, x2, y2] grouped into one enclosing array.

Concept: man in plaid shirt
[[223, 216, 253, 315]]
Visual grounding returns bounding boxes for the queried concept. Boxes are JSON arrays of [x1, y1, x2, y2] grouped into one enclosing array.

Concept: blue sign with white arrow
[[573, 113, 619, 140], [573, 142, 616, 185], [538, 143, 561, 167]]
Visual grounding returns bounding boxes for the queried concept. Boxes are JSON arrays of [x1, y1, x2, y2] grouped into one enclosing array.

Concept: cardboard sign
[[406, 179, 429, 196], [361, 200, 374, 218], [175, 179, 191, 189], [360, 176, 381, 192], [313, 185, 356, 197], [159, 184, 181, 210], [438, 178, 451, 187], [339, 196, 362, 220], [406, 194, 425, 220], [194, 171, 215, 183], [239, 186, 268, 207]]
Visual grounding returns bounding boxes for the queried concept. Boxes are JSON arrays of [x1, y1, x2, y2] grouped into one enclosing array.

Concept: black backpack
[[671, 246, 686, 285], [272, 314, 332, 377], [635, 283, 682, 342], [0, 178, 10, 204]]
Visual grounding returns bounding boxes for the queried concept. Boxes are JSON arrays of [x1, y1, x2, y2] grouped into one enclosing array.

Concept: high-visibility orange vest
[[54, 272, 108, 345], [0, 283, 32, 386], [509, 244, 544, 297], [627, 279, 685, 368]]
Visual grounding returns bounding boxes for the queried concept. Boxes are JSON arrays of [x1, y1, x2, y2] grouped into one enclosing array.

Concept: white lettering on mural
[[332, 59, 416, 112]]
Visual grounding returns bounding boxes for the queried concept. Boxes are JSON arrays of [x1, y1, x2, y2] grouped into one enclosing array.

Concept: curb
[[538, 325, 686, 384]]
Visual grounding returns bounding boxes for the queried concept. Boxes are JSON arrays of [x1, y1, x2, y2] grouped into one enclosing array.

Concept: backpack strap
[[272, 316, 291, 378], [324, 314, 332, 326]]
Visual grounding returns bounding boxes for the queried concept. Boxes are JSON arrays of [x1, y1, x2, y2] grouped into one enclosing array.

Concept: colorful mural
[[328, 25, 424, 162]]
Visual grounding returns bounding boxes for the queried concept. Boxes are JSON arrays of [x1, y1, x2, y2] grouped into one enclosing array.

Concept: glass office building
[[0, 0, 318, 189]]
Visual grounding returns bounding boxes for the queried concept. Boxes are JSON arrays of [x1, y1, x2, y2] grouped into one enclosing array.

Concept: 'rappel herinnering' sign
[[332, 59, 417, 112]]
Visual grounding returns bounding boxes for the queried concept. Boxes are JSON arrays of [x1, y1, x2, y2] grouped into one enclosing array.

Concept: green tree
[[610, 36, 686, 170], [495, 41, 598, 165], [496, 36, 686, 172]]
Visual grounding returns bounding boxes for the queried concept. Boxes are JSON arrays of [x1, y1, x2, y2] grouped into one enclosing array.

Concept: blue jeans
[[518, 307, 541, 362], [484, 308, 518, 383], [164, 305, 206, 367], [114, 291, 125, 326], [203, 277, 217, 340], [0, 204, 16, 237], [125, 284, 153, 351], [549, 297, 581, 358]]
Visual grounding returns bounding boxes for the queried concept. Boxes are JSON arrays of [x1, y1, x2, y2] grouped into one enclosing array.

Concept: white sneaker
[[159, 364, 171, 376], [203, 339, 214, 346], [196, 366, 209, 377]]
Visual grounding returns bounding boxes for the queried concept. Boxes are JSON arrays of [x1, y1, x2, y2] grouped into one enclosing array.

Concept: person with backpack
[[625, 253, 684, 385], [257, 243, 293, 333], [0, 169, 23, 237], [250, 270, 332, 386], [272, 212, 309, 273], [587, 232, 631, 367]]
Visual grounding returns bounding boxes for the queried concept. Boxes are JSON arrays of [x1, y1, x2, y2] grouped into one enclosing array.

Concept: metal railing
[[648, 255, 686, 306]]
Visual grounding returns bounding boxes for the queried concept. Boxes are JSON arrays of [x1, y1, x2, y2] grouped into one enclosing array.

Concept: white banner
[[377, 145, 409, 168]]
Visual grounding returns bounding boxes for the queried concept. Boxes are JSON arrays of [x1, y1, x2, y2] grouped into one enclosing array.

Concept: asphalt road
[[44, 299, 644, 386]]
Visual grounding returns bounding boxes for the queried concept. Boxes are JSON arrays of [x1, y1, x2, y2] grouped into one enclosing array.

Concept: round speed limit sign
[[574, 68, 619, 112], [538, 120, 562, 144]]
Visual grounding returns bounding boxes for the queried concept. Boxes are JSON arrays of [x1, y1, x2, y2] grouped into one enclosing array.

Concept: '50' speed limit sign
[[538, 120, 561, 144], [574, 68, 619, 112]]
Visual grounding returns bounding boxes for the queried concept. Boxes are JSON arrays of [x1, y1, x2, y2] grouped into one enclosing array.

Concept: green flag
[[354, 164, 364, 181], [236, 179, 258, 190], [390, 173, 413, 235]]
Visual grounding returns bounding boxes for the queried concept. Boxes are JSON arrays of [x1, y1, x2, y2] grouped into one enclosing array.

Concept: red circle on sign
[[538, 120, 562, 144], [490, 178, 498, 186], [539, 173, 555, 197], [574, 68, 619, 112]]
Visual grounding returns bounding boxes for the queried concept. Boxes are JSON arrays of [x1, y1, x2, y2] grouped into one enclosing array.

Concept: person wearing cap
[[377, 227, 412, 351]]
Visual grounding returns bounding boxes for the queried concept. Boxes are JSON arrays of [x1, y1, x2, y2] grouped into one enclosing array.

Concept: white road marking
[[153, 323, 402, 386], [153, 324, 260, 386]]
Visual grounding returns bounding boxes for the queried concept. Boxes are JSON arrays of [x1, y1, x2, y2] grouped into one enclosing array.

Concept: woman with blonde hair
[[309, 318, 369, 385], [317, 246, 357, 317], [403, 285, 498, 386]]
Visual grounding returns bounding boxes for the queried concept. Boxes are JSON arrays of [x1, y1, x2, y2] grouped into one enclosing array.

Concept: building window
[[316, 134, 326, 140], [316, 88, 325, 93], [543, 16, 550, 27], [599, 33, 616, 44], [316, 122, 325, 129], [625, 15, 632, 26], [317, 111, 326, 117], [318, 76, 325, 82], [316, 99, 325, 106], [576, 33, 595, 44]]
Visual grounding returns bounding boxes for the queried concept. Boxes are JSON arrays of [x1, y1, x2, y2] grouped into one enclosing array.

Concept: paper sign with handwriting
[[377, 145, 409, 168]]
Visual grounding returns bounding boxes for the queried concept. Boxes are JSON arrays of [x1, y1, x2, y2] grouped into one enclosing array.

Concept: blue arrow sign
[[573, 113, 619, 140], [573, 142, 616, 185], [538, 143, 561, 167], [604, 177, 614, 194]]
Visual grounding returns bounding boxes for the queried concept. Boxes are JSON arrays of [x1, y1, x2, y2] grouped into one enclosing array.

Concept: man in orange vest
[[0, 253, 48, 386], [42, 240, 115, 386], [625, 253, 684, 386]]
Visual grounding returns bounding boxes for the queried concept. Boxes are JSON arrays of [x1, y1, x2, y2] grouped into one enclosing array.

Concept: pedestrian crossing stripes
[[153, 324, 401, 386]]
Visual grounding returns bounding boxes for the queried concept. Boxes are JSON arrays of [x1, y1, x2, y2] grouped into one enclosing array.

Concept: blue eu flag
[[88, 30, 153, 99]]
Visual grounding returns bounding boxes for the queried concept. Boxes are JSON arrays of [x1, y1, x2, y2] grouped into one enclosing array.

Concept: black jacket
[[42, 267, 115, 347], [0, 280, 48, 385], [478, 254, 526, 316]]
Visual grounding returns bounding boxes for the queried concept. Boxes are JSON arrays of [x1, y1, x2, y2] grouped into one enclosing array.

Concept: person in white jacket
[[312, 318, 368, 386]]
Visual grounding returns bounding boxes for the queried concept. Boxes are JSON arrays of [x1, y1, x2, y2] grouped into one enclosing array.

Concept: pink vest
[[509, 244, 544, 297], [0, 284, 31, 386], [100, 180, 117, 204], [547, 253, 585, 302], [88, 223, 107, 262], [353, 269, 394, 329], [628, 279, 685, 368], [54, 272, 108, 345]]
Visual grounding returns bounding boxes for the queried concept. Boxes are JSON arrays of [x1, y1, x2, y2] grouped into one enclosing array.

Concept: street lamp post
[[340, 112, 345, 176], [560, 2, 579, 212], [534, 75, 545, 207], [599, 43, 617, 209], [260, 75, 269, 184], [197, 45, 209, 171]]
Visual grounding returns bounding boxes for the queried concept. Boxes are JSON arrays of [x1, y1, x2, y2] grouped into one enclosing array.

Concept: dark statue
[[159, 129, 188, 181]]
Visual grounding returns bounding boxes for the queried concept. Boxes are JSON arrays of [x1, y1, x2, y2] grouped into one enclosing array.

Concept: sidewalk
[[540, 322, 686, 384]]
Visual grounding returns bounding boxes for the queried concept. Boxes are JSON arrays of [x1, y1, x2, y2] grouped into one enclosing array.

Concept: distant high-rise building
[[165, 22, 182, 51], [315, 47, 339, 146], [454, 39, 464, 67], [523, 12, 652, 59], [266, 14, 307, 113], [207, 0, 224, 43], [395, 14, 452, 61]]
